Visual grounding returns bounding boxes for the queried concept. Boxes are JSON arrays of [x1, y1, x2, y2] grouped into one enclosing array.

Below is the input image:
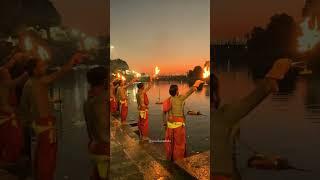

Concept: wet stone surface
[[111, 115, 208, 179]]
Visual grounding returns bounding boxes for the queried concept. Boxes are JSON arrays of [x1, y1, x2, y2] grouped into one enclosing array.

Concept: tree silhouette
[[247, 13, 299, 77]]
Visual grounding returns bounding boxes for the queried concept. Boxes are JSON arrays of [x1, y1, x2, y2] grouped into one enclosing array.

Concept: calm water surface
[[126, 81, 210, 154], [218, 61, 320, 180]]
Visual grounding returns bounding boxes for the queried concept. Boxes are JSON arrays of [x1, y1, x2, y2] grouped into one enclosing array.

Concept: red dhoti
[[33, 116, 57, 180], [88, 142, 110, 180], [138, 110, 149, 138], [0, 111, 23, 163], [165, 116, 186, 161], [110, 98, 117, 113], [120, 100, 128, 123]]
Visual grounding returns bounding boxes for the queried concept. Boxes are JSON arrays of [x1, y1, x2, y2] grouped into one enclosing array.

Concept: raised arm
[[212, 58, 291, 179], [42, 52, 87, 84], [221, 58, 292, 127], [123, 78, 137, 89], [181, 80, 203, 101]]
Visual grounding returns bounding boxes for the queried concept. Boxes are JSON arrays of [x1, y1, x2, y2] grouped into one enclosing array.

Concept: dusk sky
[[212, 0, 305, 41], [111, 0, 209, 75], [52, 0, 108, 36]]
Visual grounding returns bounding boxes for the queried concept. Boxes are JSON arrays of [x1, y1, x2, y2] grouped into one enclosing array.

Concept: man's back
[[83, 92, 109, 143]]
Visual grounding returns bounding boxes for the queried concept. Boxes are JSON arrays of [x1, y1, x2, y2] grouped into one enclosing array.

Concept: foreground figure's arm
[[181, 80, 203, 100], [212, 58, 292, 179], [42, 53, 87, 84]]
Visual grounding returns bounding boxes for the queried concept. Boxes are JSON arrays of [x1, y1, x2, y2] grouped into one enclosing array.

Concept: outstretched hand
[[265, 58, 292, 80], [193, 80, 204, 88]]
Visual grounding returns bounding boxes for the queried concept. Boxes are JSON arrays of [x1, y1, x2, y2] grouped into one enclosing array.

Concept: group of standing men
[[110, 74, 204, 161], [0, 40, 110, 180]]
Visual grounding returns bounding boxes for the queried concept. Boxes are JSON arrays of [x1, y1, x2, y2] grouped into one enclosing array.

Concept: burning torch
[[203, 62, 210, 85]]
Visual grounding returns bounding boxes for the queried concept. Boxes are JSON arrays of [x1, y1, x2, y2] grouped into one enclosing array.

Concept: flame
[[117, 73, 121, 78], [298, 17, 320, 52], [135, 72, 141, 78], [155, 66, 160, 76], [37, 46, 50, 60], [24, 36, 33, 51], [203, 66, 210, 79], [121, 75, 126, 81], [132, 70, 141, 78]]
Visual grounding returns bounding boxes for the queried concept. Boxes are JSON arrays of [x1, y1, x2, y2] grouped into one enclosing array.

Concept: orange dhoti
[[33, 116, 57, 180], [110, 98, 117, 113], [88, 142, 110, 180], [0, 111, 23, 163], [138, 110, 149, 138], [120, 100, 128, 123], [165, 116, 186, 161]]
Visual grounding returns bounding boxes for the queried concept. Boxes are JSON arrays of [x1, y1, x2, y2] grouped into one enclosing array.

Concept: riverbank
[[111, 115, 209, 179]]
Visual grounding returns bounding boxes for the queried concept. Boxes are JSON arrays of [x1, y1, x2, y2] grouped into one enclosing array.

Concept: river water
[[126, 81, 210, 155], [50, 68, 91, 180], [217, 61, 320, 179]]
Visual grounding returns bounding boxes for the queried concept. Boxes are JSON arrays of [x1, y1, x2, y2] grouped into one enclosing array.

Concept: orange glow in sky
[[111, 0, 209, 74]]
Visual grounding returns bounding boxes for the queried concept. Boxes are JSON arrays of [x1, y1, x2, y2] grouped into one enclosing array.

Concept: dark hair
[[169, 85, 178, 96], [24, 57, 39, 76], [87, 66, 107, 86], [137, 83, 144, 89]]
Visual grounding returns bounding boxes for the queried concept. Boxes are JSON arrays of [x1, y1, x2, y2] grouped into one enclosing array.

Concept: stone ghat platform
[[111, 116, 210, 179]]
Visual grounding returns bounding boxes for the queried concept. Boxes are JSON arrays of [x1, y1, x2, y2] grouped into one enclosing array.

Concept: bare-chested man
[[136, 78, 153, 140], [84, 66, 109, 180], [117, 79, 136, 124], [0, 52, 29, 164], [20, 52, 87, 180], [110, 78, 119, 114]]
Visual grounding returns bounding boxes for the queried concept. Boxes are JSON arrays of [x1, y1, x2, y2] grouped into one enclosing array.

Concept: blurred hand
[[193, 80, 204, 88], [265, 58, 292, 80]]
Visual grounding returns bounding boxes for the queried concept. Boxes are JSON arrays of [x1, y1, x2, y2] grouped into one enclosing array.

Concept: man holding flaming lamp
[[136, 72, 154, 141], [110, 78, 120, 114], [20, 52, 88, 180], [117, 76, 137, 124], [163, 79, 204, 161]]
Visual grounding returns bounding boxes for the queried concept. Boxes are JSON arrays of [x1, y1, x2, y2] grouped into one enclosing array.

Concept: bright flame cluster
[[298, 17, 320, 52], [203, 66, 210, 79], [203, 61, 210, 79], [115, 73, 126, 81], [132, 70, 141, 78], [155, 66, 160, 76]]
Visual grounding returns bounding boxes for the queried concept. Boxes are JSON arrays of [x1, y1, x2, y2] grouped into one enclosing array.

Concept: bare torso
[[119, 86, 127, 101], [110, 84, 116, 99], [137, 90, 147, 110], [23, 78, 52, 119]]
